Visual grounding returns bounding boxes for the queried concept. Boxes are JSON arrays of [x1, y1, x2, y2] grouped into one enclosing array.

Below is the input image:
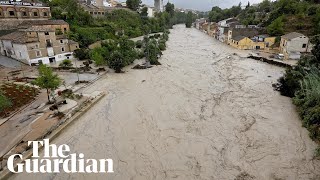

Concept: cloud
[[141, 0, 264, 11]]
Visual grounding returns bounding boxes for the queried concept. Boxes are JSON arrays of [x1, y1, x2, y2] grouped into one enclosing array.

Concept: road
[[10, 25, 320, 180]]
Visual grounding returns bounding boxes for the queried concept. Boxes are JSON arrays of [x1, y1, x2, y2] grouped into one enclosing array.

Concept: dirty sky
[[141, 0, 265, 11]]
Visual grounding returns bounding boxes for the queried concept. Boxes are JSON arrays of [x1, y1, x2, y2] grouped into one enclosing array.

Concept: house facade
[[0, 27, 79, 65], [280, 32, 311, 60]]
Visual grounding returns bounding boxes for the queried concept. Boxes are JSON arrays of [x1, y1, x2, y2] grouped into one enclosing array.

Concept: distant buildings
[[280, 32, 311, 60]]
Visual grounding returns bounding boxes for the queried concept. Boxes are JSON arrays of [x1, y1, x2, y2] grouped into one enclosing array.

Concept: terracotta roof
[[18, 20, 69, 28], [282, 32, 306, 40]]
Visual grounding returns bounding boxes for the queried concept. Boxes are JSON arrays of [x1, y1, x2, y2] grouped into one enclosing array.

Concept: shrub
[[136, 40, 143, 48], [59, 59, 73, 68], [159, 42, 166, 51]]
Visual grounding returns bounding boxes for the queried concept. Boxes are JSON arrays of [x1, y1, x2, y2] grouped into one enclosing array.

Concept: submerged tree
[[33, 65, 61, 103]]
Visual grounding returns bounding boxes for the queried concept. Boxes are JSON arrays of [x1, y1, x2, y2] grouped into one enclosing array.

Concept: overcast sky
[[141, 0, 265, 11]]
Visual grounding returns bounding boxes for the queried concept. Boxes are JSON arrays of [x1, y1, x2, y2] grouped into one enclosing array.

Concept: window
[[9, 11, 15, 16], [43, 12, 48, 16], [44, 32, 49, 35], [22, 12, 27, 16], [60, 40, 63, 44], [61, 47, 65, 52], [33, 12, 38, 16], [36, 50, 41, 57], [64, 28, 67, 32], [302, 44, 307, 48]]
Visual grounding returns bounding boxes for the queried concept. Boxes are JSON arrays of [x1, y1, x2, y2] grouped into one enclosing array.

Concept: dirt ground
[[10, 25, 320, 180]]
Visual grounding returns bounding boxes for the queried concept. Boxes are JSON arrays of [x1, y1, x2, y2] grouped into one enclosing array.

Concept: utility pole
[[74, 58, 80, 83]]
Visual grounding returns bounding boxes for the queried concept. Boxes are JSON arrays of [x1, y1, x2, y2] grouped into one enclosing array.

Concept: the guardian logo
[[7, 139, 114, 174]]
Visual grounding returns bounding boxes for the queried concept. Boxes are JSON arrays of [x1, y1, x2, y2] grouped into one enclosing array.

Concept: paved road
[[0, 55, 22, 68], [10, 25, 320, 180]]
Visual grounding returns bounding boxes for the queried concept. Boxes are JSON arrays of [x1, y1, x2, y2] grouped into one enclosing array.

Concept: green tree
[[74, 48, 90, 60], [0, 91, 12, 113], [108, 51, 125, 73], [165, 2, 175, 17], [186, 12, 193, 28], [267, 17, 284, 36], [140, 7, 148, 17], [145, 39, 162, 65], [59, 59, 73, 68], [33, 65, 61, 103], [126, 0, 142, 11]]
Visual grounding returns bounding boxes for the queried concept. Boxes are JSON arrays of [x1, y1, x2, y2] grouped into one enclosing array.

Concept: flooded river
[[11, 25, 320, 180]]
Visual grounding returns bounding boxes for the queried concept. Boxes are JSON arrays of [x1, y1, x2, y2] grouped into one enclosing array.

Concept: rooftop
[[18, 20, 69, 28], [282, 32, 306, 40]]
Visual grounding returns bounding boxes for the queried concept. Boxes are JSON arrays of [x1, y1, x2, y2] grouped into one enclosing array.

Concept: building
[[0, 0, 51, 30], [0, 0, 51, 20], [18, 20, 70, 34], [154, 0, 163, 12], [216, 18, 241, 43], [227, 28, 259, 45], [0, 27, 79, 65], [229, 36, 253, 50], [280, 32, 311, 60], [229, 34, 276, 50], [207, 23, 218, 38]]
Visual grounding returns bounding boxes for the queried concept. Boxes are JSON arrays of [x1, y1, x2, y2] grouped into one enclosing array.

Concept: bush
[[136, 40, 143, 48], [74, 48, 90, 60], [59, 59, 73, 68], [159, 42, 166, 51]]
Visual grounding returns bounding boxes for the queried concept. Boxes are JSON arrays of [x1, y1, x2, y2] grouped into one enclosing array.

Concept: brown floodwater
[[10, 25, 320, 180]]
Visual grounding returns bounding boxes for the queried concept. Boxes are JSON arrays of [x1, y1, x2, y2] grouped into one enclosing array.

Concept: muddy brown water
[[10, 25, 320, 180]]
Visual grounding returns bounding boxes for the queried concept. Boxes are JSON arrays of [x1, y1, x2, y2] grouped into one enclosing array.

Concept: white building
[[280, 32, 312, 60]]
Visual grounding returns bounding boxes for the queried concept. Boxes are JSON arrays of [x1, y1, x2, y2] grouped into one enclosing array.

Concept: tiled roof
[[18, 20, 69, 28], [233, 36, 246, 41], [282, 32, 306, 40], [0, 31, 35, 44]]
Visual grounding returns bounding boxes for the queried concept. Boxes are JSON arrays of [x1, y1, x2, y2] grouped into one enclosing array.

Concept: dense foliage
[[208, 0, 320, 36], [277, 36, 320, 156]]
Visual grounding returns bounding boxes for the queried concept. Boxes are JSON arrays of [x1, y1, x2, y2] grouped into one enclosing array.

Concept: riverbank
[[9, 25, 320, 180]]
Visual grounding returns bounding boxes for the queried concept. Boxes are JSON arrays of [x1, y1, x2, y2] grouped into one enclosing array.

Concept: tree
[[59, 59, 73, 68], [145, 39, 162, 65], [108, 51, 125, 73], [246, 1, 251, 9], [33, 65, 61, 103], [186, 12, 193, 28], [74, 48, 90, 60], [165, 2, 175, 17], [126, 0, 141, 11], [0, 91, 12, 113], [267, 17, 284, 36], [140, 7, 148, 17]]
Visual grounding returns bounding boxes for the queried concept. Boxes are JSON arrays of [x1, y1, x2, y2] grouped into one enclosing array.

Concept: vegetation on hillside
[[276, 36, 320, 157], [208, 0, 320, 36]]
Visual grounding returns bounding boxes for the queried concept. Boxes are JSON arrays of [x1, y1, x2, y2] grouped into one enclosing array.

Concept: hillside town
[[195, 17, 313, 61], [0, 0, 320, 179]]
